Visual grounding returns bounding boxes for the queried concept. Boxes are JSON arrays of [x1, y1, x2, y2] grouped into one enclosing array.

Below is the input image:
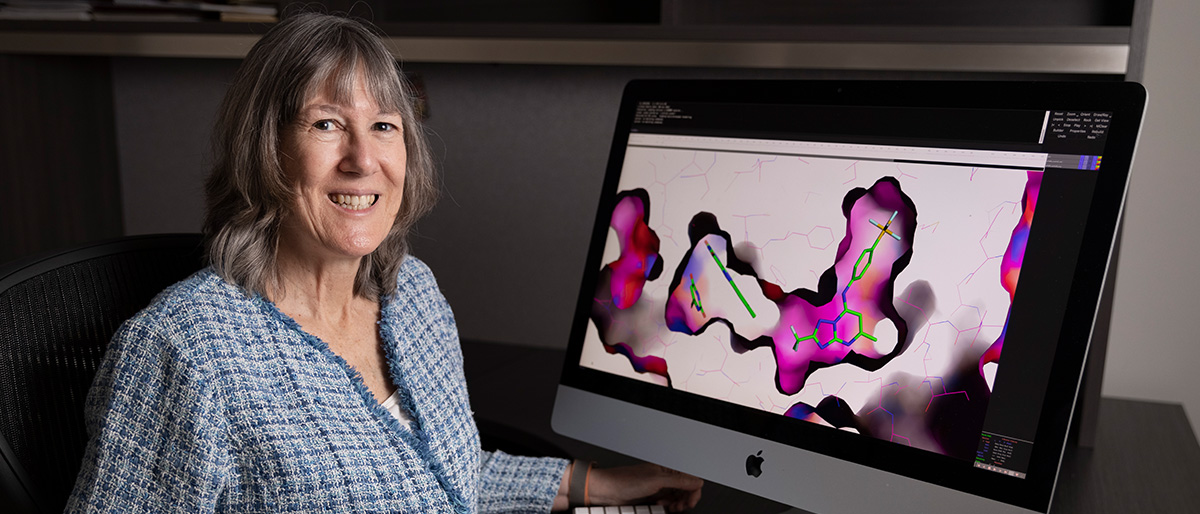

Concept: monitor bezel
[[556, 79, 1146, 513]]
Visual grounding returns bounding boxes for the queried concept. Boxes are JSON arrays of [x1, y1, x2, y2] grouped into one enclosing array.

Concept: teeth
[[329, 194, 378, 211]]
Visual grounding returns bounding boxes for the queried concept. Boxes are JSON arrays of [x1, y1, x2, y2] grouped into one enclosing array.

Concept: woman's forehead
[[301, 62, 402, 114]]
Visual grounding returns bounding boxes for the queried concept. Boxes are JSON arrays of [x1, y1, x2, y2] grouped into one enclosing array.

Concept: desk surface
[[461, 339, 1200, 514]]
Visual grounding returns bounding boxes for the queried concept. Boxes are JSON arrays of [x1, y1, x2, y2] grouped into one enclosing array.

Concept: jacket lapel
[[384, 261, 480, 511]]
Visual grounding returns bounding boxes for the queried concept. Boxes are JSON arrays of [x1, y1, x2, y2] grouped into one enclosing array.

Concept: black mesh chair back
[[0, 234, 205, 514]]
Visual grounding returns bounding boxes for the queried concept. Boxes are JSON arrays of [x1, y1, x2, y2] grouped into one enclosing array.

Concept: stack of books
[[0, 1, 279, 23], [0, 1, 92, 20]]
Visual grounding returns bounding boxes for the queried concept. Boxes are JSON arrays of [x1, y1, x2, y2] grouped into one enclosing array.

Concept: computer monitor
[[552, 80, 1145, 513]]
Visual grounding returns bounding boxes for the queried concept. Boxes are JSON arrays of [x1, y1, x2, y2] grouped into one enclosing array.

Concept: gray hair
[[203, 12, 438, 300]]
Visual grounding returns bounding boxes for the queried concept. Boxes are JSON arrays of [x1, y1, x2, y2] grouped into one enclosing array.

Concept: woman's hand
[[555, 461, 703, 512], [590, 463, 703, 512]]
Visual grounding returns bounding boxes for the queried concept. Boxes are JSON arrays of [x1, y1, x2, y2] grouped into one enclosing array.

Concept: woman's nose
[[339, 132, 379, 175]]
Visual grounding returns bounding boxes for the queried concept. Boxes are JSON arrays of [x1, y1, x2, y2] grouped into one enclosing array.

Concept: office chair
[[0, 234, 205, 514]]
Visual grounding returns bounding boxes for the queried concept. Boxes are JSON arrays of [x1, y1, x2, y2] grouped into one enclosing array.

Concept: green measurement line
[[730, 281, 755, 318], [705, 240, 756, 318]]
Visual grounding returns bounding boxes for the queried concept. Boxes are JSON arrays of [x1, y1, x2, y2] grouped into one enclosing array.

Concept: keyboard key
[[574, 506, 662, 514]]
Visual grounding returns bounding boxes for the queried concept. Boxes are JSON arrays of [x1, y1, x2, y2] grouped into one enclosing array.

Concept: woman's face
[[278, 71, 407, 263]]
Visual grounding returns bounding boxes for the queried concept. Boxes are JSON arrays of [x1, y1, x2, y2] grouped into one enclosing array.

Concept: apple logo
[[745, 450, 764, 478]]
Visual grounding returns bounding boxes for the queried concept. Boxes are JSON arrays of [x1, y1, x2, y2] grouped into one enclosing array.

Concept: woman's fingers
[[589, 462, 704, 510], [657, 465, 704, 492]]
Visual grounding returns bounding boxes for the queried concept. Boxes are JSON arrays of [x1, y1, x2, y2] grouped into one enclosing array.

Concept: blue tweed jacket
[[66, 257, 567, 513]]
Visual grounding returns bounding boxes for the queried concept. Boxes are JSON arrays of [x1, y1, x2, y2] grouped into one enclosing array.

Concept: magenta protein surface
[[579, 144, 1043, 459], [665, 177, 916, 395]]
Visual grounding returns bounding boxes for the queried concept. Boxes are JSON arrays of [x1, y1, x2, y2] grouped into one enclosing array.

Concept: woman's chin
[[336, 238, 384, 259], [348, 234, 388, 255]]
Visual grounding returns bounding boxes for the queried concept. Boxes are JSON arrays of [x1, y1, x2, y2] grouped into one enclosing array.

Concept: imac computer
[[552, 80, 1145, 513]]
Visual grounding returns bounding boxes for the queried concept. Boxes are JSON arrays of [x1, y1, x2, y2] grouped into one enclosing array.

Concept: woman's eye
[[313, 120, 334, 131], [373, 122, 396, 132]]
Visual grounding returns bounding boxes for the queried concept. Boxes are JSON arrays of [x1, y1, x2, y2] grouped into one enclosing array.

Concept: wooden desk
[[461, 340, 1200, 513]]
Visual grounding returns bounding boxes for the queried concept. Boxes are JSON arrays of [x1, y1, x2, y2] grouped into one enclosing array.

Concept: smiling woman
[[63, 11, 702, 514], [203, 13, 436, 302], [277, 72, 408, 285]]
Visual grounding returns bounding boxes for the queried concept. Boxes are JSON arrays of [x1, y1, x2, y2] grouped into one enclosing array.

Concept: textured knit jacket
[[66, 257, 568, 513]]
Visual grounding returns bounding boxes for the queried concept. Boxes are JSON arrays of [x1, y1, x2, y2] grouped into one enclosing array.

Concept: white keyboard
[[572, 506, 666, 514]]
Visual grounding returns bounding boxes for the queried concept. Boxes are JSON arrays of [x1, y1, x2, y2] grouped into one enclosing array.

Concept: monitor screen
[[553, 80, 1145, 513]]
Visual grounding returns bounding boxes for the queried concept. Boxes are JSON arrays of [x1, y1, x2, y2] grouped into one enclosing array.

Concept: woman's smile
[[328, 193, 380, 211]]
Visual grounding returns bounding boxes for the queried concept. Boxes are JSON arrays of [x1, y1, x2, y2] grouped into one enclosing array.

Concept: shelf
[[373, 23, 1133, 44], [0, 20, 1133, 43], [0, 21, 1131, 74]]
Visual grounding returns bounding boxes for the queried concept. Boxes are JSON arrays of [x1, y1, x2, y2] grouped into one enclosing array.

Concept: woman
[[66, 12, 701, 513]]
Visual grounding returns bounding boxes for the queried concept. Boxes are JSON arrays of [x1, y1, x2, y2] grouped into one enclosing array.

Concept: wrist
[[568, 460, 592, 507], [581, 465, 620, 506]]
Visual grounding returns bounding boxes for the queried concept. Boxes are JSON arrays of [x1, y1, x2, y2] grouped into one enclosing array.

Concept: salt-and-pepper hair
[[203, 12, 437, 300]]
